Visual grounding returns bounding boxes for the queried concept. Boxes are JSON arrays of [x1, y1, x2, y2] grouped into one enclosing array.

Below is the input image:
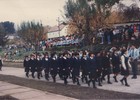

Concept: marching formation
[[23, 44, 139, 88]]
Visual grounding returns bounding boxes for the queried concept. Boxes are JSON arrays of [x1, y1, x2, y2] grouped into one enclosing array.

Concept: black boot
[[120, 77, 124, 85], [98, 78, 102, 86], [52, 76, 56, 83], [37, 73, 40, 79], [88, 80, 91, 87], [32, 72, 35, 78], [26, 72, 29, 78], [92, 80, 97, 88], [107, 75, 112, 84], [64, 76, 68, 85], [124, 78, 130, 87], [101, 73, 106, 81], [77, 78, 81, 86], [132, 75, 137, 79], [113, 76, 118, 82], [40, 72, 43, 77], [45, 74, 49, 81], [81, 77, 84, 83], [85, 76, 88, 84], [72, 77, 76, 84]]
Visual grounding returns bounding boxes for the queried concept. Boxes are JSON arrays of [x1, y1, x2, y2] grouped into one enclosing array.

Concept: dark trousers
[[37, 72, 41, 79], [81, 71, 88, 83], [50, 70, 57, 83], [131, 59, 138, 77], [32, 71, 35, 78], [72, 72, 80, 85], [26, 71, 29, 77], [44, 69, 49, 80], [0, 66, 2, 71]]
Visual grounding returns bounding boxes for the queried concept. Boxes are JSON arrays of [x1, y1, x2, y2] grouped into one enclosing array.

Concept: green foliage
[[0, 24, 8, 47], [64, 0, 120, 45], [123, 4, 140, 21], [95, 0, 119, 7], [0, 21, 15, 34], [65, 0, 96, 19], [18, 21, 44, 46]]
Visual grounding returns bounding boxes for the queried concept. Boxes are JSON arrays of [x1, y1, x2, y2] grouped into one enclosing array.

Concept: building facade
[[47, 24, 68, 39]]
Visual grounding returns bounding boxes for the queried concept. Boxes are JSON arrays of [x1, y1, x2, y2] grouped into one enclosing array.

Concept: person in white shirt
[[99, 29, 104, 44], [120, 49, 131, 87], [128, 45, 139, 79]]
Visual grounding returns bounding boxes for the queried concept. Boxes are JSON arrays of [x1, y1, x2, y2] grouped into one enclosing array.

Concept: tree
[[64, 0, 96, 45], [18, 21, 44, 51], [0, 24, 8, 47], [0, 21, 15, 34], [64, 0, 120, 45], [123, 4, 140, 22]]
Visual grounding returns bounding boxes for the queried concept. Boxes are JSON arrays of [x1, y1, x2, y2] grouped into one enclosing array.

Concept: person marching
[[96, 52, 103, 86], [101, 51, 112, 84], [50, 52, 58, 83], [81, 52, 89, 83], [72, 52, 81, 86], [39, 54, 44, 78], [111, 50, 121, 82], [36, 54, 43, 79], [57, 53, 63, 80], [42, 52, 50, 81], [120, 49, 131, 87], [0, 56, 3, 71], [29, 54, 36, 78], [88, 52, 97, 88], [61, 52, 69, 85], [67, 52, 73, 79], [23, 56, 30, 78]]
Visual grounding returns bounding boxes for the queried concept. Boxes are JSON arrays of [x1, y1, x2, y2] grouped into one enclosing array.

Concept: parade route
[[0, 81, 77, 100], [0, 67, 140, 99]]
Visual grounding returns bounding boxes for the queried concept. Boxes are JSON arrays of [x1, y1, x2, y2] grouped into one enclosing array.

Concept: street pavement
[[0, 67, 140, 99], [0, 81, 77, 100]]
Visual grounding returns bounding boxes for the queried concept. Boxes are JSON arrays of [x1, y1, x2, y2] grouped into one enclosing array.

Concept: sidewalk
[[0, 81, 77, 100], [0, 67, 140, 95]]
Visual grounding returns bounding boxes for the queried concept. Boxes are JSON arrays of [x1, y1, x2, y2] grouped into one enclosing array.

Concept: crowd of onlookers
[[97, 24, 140, 44], [39, 24, 140, 51], [39, 34, 83, 50]]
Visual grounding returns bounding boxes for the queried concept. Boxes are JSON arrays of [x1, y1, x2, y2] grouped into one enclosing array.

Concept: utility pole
[[57, 17, 61, 37]]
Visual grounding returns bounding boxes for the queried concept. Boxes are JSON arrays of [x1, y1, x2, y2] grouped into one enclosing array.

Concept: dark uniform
[[29, 55, 36, 78], [50, 53, 58, 83], [121, 55, 130, 76], [36, 57, 43, 79], [81, 56, 89, 83], [120, 54, 130, 87], [96, 53, 103, 86], [101, 54, 112, 84], [88, 56, 97, 88], [68, 54, 74, 79], [23, 56, 30, 77], [42, 57, 50, 81], [72, 53, 81, 85], [111, 53, 121, 82], [57, 54, 63, 80], [61, 55, 69, 85]]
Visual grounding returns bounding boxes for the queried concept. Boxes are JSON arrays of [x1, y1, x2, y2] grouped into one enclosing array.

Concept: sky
[[0, 0, 139, 27], [0, 0, 66, 27]]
